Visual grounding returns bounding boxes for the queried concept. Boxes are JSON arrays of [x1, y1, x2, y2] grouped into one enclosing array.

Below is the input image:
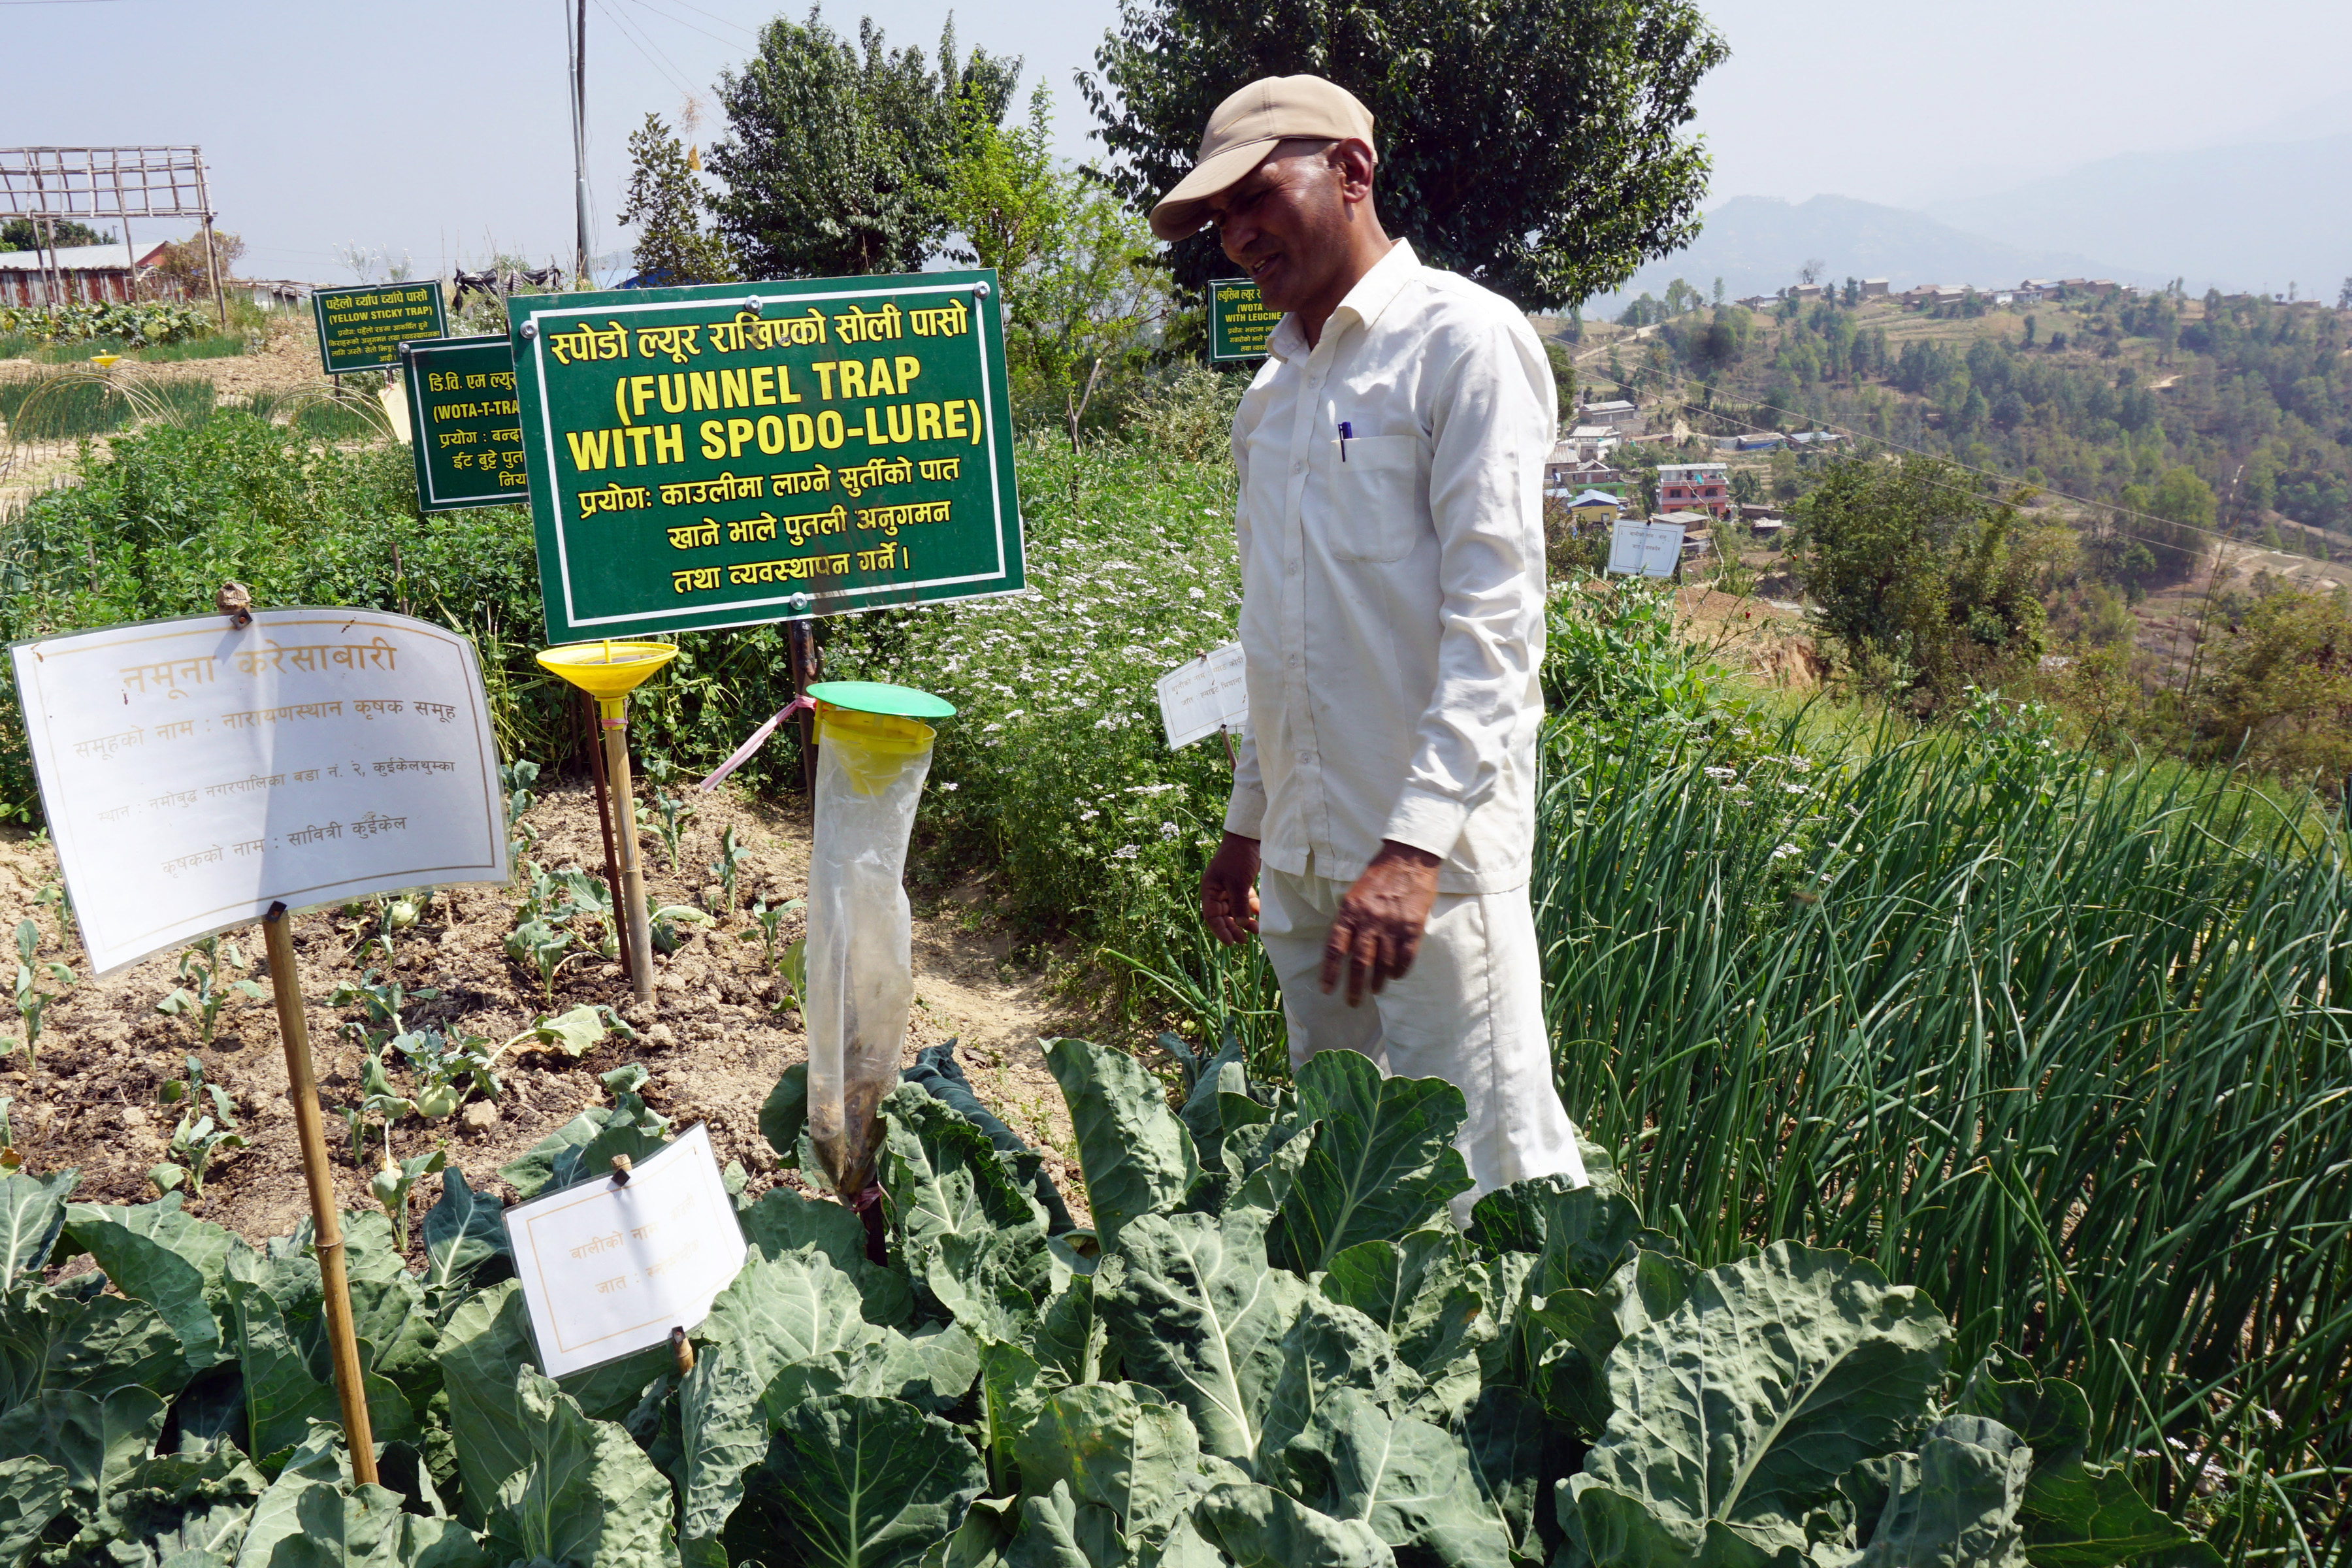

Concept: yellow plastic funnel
[[536, 640, 678, 715], [89, 353, 122, 369], [815, 702, 935, 794]]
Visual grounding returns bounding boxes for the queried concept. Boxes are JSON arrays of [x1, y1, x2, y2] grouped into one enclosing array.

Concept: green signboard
[[399, 336, 527, 511], [1209, 279, 1278, 362], [508, 270, 1024, 642], [312, 280, 447, 374]]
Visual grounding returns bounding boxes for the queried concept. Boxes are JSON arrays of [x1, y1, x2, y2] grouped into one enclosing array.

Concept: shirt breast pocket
[[1322, 434, 1425, 563]]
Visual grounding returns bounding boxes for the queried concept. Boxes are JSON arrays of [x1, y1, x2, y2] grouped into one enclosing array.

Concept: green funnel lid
[[808, 680, 956, 719]]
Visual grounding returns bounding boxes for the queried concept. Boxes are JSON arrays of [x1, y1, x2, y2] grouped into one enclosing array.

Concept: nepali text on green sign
[[312, 280, 446, 374], [508, 271, 1024, 642], [1209, 280, 1277, 362], [400, 336, 526, 512]]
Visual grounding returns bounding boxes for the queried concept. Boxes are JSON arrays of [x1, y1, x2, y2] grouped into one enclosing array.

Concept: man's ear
[[1329, 139, 1377, 206]]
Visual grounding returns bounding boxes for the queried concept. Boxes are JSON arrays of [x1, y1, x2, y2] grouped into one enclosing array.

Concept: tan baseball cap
[[1147, 74, 1376, 241]]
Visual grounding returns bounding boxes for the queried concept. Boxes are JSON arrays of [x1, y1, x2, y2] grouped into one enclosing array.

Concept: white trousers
[[1256, 866, 1588, 1222]]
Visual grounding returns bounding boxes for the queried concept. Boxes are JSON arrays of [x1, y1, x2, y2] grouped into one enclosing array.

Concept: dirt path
[[0, 776, 1088, 1254]]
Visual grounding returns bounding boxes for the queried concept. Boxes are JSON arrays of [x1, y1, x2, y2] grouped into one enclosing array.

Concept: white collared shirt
[[1224, 240, 1555, 894]]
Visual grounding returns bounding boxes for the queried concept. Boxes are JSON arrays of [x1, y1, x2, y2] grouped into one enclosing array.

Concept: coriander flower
[[1772, 843, 1801, 859], [1112, 844, 1140, 860], [1160, 822, 1179, 838]]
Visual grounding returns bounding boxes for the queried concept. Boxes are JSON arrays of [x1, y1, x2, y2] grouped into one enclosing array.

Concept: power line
[[624, 0, 752, 48], [593, 0, 700, 104]]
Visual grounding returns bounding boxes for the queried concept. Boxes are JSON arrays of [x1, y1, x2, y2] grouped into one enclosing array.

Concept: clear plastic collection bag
[[803, 703, 934, 1199]]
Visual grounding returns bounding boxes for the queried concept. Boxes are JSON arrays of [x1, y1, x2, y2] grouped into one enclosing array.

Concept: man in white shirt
[[1152, 75, 1590, 1211]]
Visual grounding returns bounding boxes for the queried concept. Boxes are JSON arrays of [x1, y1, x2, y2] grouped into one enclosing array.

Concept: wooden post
[[582, 690, 635, 986], [260, 902, 378, 1484], [788, 619, 819, 794], [601, 702, 655, 1003]]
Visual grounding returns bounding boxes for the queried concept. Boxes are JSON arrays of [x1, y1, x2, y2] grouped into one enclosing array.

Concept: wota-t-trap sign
[[508, 270, 1024, 642]]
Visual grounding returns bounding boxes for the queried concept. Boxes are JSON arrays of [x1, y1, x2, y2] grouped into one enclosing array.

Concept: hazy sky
[[6, 0, 2347, 284]]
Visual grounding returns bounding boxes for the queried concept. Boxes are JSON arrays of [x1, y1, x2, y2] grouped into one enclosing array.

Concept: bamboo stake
[[602, 702, 655, 1002], [260, 902, 377, 1484], [582, 689, 635, 986]]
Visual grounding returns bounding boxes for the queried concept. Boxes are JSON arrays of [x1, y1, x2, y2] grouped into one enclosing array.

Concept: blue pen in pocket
[[1337, 419, 1352, 462]]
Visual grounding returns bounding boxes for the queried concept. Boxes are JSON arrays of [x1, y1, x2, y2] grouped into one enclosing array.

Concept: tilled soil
[[0, 774, 1094, 1259]]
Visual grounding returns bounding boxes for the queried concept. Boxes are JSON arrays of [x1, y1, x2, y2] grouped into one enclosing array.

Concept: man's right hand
[[1200, 831, 1262, 945]]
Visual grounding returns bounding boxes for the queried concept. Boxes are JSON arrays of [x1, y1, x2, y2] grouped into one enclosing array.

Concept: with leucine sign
[[508, 272, 1024, 642]]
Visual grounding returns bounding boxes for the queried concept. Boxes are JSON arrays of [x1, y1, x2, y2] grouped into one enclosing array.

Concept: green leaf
[[0, 1383, 165, 1521], [1522, 1248, 1697, 1437], [0, 1454, 65, 1567], [679, 1248, 889, 1565], [1044, 1038, 1202, 1253], [1571, 1242, 1952, 1563], [433, 1278, 664, 1526], [1953, 1350, 2092, 1475], [237, 1426, 490, 1568], [223, 1246, 417, 1466], [1269, 1053, 1471, 1274], [0, 1279, 188, 1411], [736, 1392, 988, 1568], [880, 1083, 1053, 1341], [977, 1337, 1064, 1493], [1281, 1386, 1512, 1568], [1100, 1208, 1307, 1463], [2016, 1461, 2221, 1568], [61, 1195, 240, 1375], [740, 1181, 914, 1328], [1464, 1177, 1649, 1298], [1015, 1382, 1203, 1544], [1319, 1232, 1494, 1422], [487, 1366, 676, 1568], [0, 1171, 73, 1285], [1175, 1038, 1249, 1173], [1190, 1480, 1397, 1568], [525, 1003, 619, 1060], [1258, 1297, 1420, 1480], [761, 1062, 809, 1167], [422, 1168, 510, 1295], [1859, 1415, 2031, 1568], [1453, 1384, 1550, 1565], [498, 1110, 607, 1201], [1002, 1480, 1096, 1568], [1035, 1271, 1110, 1387]]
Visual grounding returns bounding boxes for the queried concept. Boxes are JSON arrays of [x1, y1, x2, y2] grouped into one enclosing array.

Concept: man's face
[[1207, 147, 1350, 314]]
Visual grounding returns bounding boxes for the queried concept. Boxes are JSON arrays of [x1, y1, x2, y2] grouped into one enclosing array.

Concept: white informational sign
[[1607, 519, 1686, 579], [502, 1124, 748, 1378], [8, 607, 510, 975], [1155, 641, 1249, 750]]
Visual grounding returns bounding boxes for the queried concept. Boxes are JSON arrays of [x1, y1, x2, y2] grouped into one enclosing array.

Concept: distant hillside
[[1925, 135, 2352, 297], [1580, 194, 2159, 316]]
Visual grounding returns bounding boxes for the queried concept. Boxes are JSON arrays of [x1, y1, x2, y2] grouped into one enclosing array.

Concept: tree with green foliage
[[2199, 585, 2352, 785], [1792, 455, 2070, 702], [941, 84, 1168, 442], [1081, 0, 1726, 305], [618, 114, 738, 286], [708, 10, 1016, 278], [1, 218, 114, 252]]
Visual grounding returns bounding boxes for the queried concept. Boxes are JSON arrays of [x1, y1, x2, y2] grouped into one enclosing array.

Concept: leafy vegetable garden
[[0, 1035, 2230, 1568]]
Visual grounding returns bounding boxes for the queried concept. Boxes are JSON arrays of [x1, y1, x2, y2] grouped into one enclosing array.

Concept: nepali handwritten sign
[[508, 270, 1024, 642], [1209, 280, 1277, 363], [400, 336, 526, 511], [1156, 641, 1249, 750], [503, 1123, 747, 1377], [1607, 519, 1685, 579], [7, 608, 508, 975], [312, 281, 446, 375]]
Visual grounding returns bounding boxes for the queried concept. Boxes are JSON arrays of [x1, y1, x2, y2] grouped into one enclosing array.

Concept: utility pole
[[571, 0, 591, 290]]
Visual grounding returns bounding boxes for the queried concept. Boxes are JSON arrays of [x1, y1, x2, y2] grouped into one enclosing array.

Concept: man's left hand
[[1322, 840, 1441, 1006]]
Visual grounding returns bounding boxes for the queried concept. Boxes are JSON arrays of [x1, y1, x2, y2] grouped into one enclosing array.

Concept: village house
[[1578, 398, 1646, 436], [1861, 279, 1889, 297], [0, 240, 170, 307], [1656, 462, 1731, 518], [1565, 488, 1624, 532]]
